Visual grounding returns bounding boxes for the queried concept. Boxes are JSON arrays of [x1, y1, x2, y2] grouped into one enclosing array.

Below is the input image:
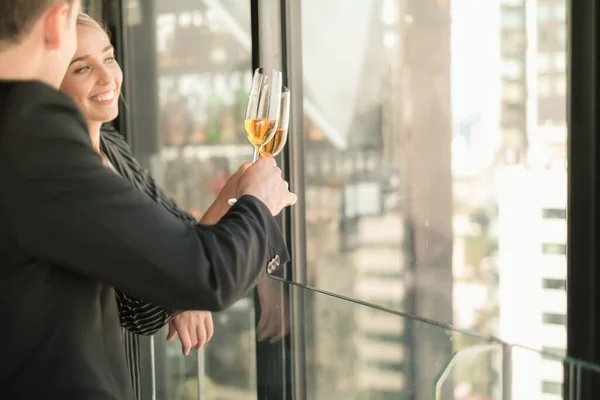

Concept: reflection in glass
[[151, 334, 200, 400]]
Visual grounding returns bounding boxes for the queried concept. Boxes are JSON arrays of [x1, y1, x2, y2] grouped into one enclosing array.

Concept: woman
[[59, 13, 245, 399]]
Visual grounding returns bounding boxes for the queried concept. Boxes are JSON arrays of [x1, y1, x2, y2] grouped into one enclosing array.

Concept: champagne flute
[[245, 68, 282, 161], [262, 86, 290, 157], [228, 68, 282, 205]]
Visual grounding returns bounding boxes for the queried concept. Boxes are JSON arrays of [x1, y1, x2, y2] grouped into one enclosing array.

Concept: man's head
[[0, 0, 81, 87]]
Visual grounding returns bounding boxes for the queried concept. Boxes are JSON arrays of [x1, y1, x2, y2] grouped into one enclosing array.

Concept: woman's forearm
[[200, 197, 230, 225]]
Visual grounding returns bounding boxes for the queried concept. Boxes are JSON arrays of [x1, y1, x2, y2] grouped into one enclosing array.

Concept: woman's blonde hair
[[76, 13, 110, 38]]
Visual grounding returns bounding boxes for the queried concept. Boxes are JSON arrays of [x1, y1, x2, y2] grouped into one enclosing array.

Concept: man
[[0, 1, 297, 399]]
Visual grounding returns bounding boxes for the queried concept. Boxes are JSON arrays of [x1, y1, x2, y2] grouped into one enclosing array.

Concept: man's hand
[[236, 156, 297, 216], [166, 311, 214, 356]]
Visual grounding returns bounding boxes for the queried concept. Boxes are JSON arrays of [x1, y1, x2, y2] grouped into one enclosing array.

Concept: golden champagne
[[262, 128, 288, 156], [244, 118, 276, 147]]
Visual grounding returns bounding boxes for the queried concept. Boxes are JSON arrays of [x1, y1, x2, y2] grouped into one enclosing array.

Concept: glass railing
[[279, 276, 600, 400], [152, 296, 259, 400], [434, 341, 600, 400], [153, 276, 600, 399]]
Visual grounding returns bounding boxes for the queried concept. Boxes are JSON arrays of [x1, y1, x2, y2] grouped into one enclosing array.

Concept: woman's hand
[[166, 311, 214, 356], [216, 161, 253, 203], [201, 162, 252, 224]]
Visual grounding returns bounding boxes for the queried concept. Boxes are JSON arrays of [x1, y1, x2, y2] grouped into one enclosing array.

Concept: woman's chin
[[107, 111, 119, 123], [93, 110, 119, 124]]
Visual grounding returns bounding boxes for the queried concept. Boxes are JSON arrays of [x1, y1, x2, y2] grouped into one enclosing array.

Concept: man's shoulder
[[0, 80, 89, 150], [0, 79, 79, 115]]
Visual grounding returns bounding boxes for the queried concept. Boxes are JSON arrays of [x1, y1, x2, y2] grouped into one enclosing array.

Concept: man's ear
[[43, 3, 71, 51]]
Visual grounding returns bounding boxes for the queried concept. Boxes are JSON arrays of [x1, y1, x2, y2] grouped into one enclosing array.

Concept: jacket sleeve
[[0, 93, 289, 312]]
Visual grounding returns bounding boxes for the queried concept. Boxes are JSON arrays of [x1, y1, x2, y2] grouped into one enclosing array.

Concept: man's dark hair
[[0, 0, 76, 44]]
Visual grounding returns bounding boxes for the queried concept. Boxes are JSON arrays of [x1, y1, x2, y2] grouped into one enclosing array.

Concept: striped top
[[100, 125, 197, 399]]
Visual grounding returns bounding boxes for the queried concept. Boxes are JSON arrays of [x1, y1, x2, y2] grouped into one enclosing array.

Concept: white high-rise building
[[497, 0, 567, 396], [497, 166, 567, 399]]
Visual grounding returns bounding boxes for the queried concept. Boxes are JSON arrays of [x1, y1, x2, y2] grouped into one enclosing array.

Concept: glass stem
[[252, 146, 261, 162]]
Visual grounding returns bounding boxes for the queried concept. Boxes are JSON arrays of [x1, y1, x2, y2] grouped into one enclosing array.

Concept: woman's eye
[[74, 65, 90, 74]]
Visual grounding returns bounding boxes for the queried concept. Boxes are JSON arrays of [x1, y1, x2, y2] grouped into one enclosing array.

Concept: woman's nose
[[97, 65, 113, 85]]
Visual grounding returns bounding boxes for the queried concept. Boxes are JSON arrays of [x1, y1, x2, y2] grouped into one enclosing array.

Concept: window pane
[[554, 52, 566, 72], [294, 0, 568, 398], [555, 77, 567, 97], [502, 7, 525, 28], [125, 1, 258, 399], [542, 208, 566, 219], [542, 312, 566, 325], [537, 53, 551, 72], [542, 380, 563, 395], [542, 278, 566, 290], [541, 346, 566, 359], [542, 243, 567, 255], [284, 275, 497, 399], [554, 3, 566, 20], [556, 26, 566, 46], [537, 4, 550, 21], [502, 59, 523, 78], [538, 75, 552, 97]]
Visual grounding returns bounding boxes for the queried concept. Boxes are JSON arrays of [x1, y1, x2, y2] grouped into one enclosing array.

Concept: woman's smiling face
[[60, 24, 122, 124]]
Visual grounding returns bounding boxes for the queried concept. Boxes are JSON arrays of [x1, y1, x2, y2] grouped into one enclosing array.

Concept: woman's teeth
[[92, 91, 115, 102]]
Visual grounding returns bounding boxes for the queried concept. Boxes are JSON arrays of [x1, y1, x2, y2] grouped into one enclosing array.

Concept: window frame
[[567, 0, 600, 397]]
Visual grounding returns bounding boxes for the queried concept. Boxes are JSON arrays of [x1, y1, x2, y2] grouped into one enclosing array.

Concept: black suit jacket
[[0, 80, 289, 399]]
